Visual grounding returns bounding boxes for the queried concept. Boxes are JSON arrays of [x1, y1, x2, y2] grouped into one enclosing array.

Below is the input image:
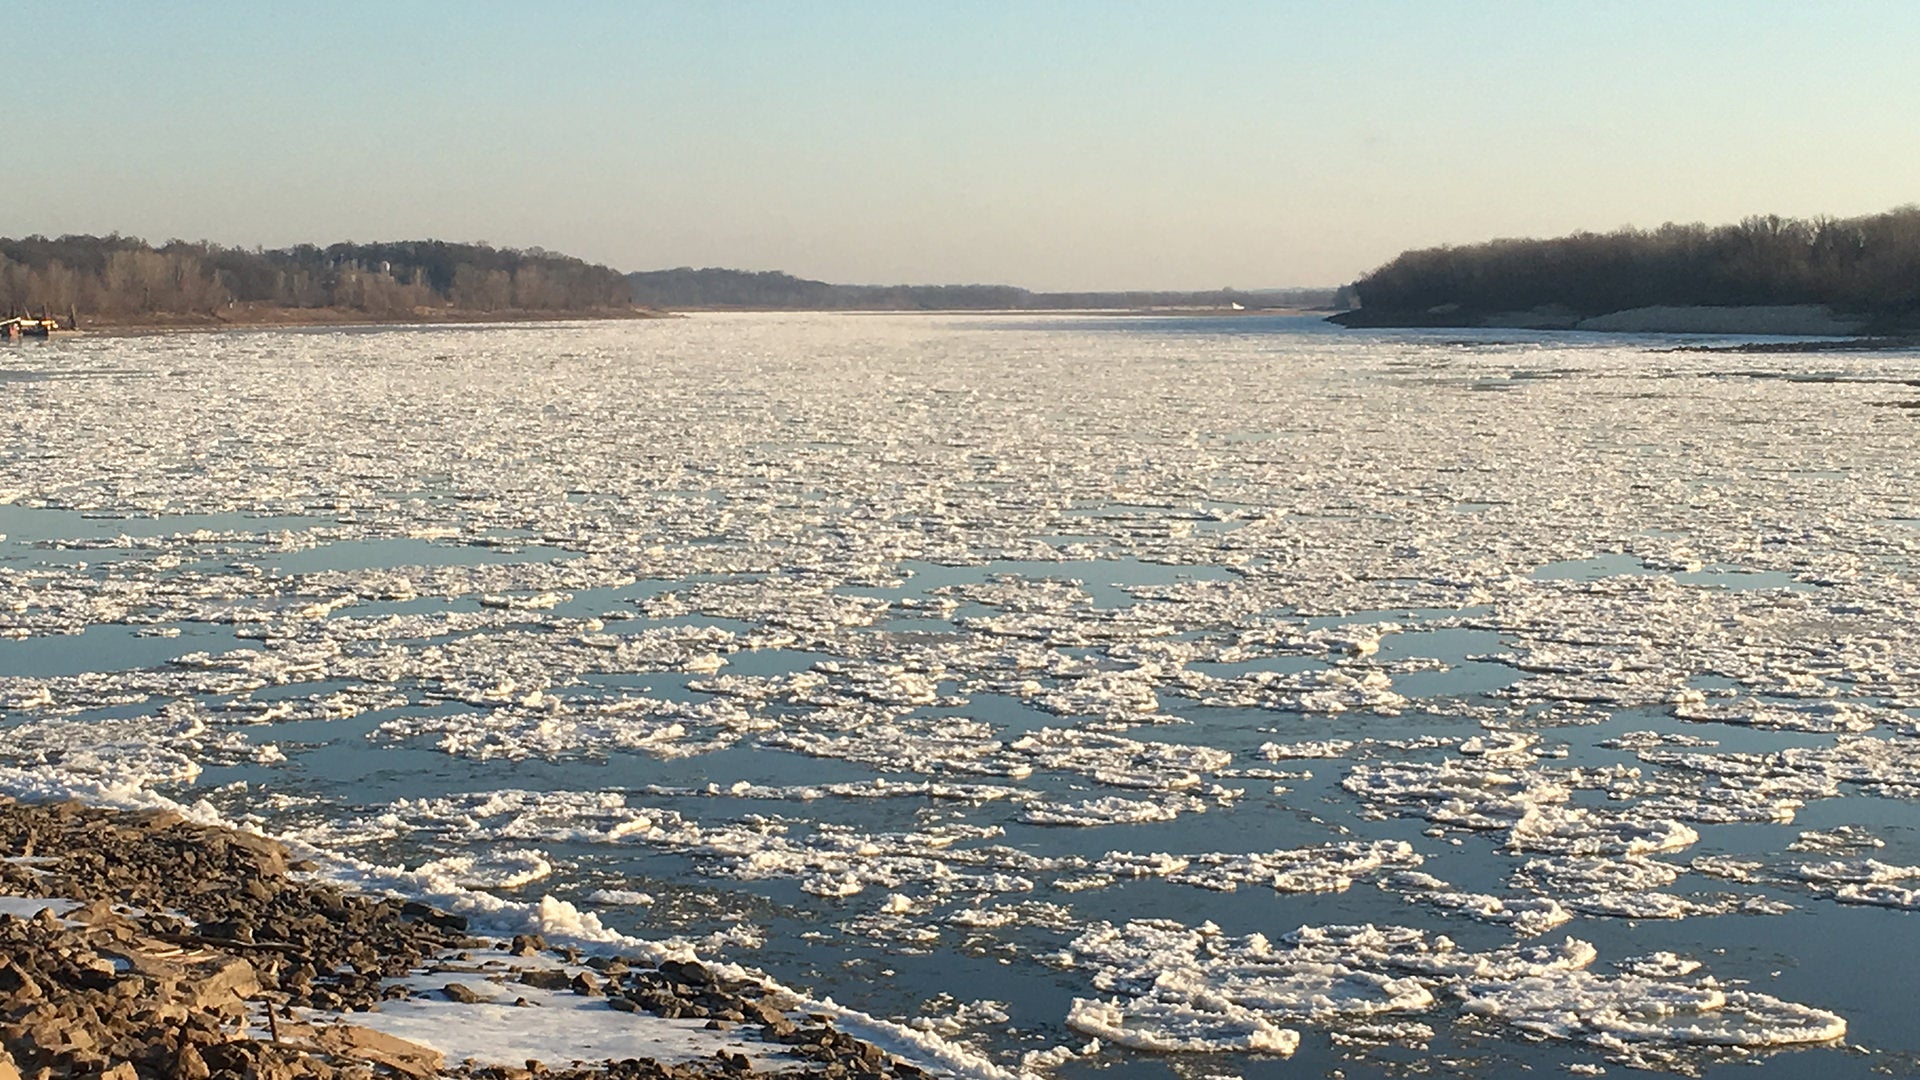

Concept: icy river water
[[5, 312, 1920, 1078]]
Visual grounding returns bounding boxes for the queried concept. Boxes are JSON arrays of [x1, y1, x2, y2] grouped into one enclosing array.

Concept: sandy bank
[[1568, 304, 1869, 335], [1331, 303, 1877, 336]]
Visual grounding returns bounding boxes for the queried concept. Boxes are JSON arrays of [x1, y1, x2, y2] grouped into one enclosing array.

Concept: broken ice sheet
[[5, 316, 1920, 1077]]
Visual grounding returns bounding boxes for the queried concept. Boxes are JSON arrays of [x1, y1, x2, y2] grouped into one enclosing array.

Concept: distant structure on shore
[[2, 314, 63, 340], [1331, 205, 1920, 335], [626, 267, 1342, 312]]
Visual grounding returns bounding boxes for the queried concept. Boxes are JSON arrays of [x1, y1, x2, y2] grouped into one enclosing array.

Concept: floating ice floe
[[1019, 793, 1214, 827], [1458, 970, 1845, 1053], [1061, 918, 1644, 1056], [1165, 841, 1422, 894]]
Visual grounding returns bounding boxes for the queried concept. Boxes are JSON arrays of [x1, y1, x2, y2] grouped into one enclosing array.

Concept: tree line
[[626, 267, 1339, 311], [0, 235, 632, 319], [1348, 205, 1920, 321]]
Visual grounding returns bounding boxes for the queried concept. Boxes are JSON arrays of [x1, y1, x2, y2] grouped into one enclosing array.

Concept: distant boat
[[1229, 301, 1245, 311]]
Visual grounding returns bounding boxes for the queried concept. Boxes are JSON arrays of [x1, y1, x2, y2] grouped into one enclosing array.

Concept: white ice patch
[[1788, 825, 1885, 854], [1065, 996, 1300, 1056], [0, 896, 80, 920], [1258, 739, 1353, 760], [1059, 918, 1643, 1056], [574, 887, 650, 907], [1425, 892, 1575, 937], [1020, 794, 1211, 827], [1618, 952, 1703, 979], [1460, 970, 1845, 1051], [1165, 841, 1423, 894]]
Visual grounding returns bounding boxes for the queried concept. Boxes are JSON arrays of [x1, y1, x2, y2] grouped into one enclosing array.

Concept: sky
[[8, 1, 1920, 291]]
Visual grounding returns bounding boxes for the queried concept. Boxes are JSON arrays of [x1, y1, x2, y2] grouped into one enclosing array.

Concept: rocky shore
[[0, 798, 925, 1080]]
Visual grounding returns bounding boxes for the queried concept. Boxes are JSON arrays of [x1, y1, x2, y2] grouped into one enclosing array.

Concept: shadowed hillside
[[628, 267, 1338, 312]]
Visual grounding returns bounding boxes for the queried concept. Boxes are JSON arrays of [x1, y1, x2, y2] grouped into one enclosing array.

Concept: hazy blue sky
[[9, 2, 1918, 290]]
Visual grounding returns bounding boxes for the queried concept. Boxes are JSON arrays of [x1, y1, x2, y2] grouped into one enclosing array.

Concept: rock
[[0, 960, 44, 1000], [314, 1024, 445, 1080], [67, 898, 119, 925], [181, 955, 259, 1010], [624, 969, 668, 991], [174, 1044, 212, 1080], [519, 968, 574, 990], [128, 809, 185, 832], [0, 1049, 19, 1080], [196, 919, 255, 944], [222, 830, 292, 877], [443, 982, 484, 1003], [199, 1042, 260, 1075], [24, 1012, 95, 1054], [660, 959, 713, 987], [509, 933, 547, 957], [401, 901, 469, 932], [746, 999, 788, 1025]]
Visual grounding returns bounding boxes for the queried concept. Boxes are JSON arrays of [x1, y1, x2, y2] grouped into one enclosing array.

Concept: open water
[[5, 313, 1920, 1078]]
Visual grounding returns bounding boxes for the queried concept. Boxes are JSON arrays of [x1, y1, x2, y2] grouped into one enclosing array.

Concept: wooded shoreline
[[1334, 206, 1920, 336], [1, 238, 638, 330]]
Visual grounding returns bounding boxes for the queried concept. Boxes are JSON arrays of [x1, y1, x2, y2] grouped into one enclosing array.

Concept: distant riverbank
[[1334, 206, 1920, 338]]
